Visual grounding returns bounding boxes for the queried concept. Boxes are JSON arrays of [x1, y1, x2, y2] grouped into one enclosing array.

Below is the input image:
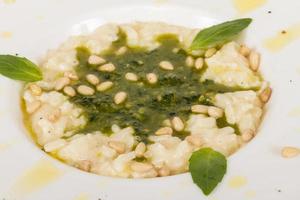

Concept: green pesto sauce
[[69, 33, 246, 142], [216, 115, 241, 135]]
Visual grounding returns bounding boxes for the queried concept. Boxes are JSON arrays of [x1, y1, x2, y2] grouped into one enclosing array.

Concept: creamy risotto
[[22, 22, 271, 178]]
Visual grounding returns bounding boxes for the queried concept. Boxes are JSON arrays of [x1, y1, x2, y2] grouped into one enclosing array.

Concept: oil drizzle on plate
[[0, 31, 13, 39], [154, 0, 168, 6], [161, 190, 172, 198], [288, 107, 300, 117], [245, 190, 256, 198], [3, 0, 16, 4], [233, 0, 267, 13], [228, 176, 247, 188], [264, 24, 300, 52], [0, 143, 10, 152], [36, 15, 45, 21], [0, 139, 19, 152], [11, 159, 63, 196], [74, 193, 89, 200]]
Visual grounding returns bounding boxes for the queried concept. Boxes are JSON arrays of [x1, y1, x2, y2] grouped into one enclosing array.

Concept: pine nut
[[146, 73, 158, 84], [114, 91, 127, 104], [63, 86, 76, 97], [281, 146, 300, 158], [205, 48, 217, 58], [208, 106, 223, 118], [160, 140, 176, 149], [171, 117, 185, 132], [77, 160, 91, 172], [191, 50, 204, 56], [172, 48, 180, 53], [135, 142, 146, 157], [131, 162, 153, 172], [125, 72, 138, 82], [96, 81, 113, 92], [241, 130, 254, 142], [26, 100, 41, 114], [155, 127, 173, 135], [158, 166, 170, 177], [249, 51, 260, 71], [159, 61, 174, 70], [239, 45, 251, 57], [137, 60, 144, 65], [185, 56, 195, 67], [186, 135, 202, 147], [44, 139, 66, 152], [47, 109, 61, 122], [29, 84, 42, 96], [77, 85, 95, 96], [108, 141, 126, 154], [111, 124, 121, 133], [86, 74, 100, 85], [64, 71, 78, 80], [98, 63, 116, 72], [55, 77, 70, 91], [260, 87, 272, 103], [88, 55, 106, 65], [115, 46, 127, 55], [191, 105, 208, 114], [194, 57, 204, 70]]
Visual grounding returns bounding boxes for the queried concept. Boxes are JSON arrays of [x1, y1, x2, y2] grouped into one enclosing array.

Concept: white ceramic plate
[[1, 0, 300, 199]]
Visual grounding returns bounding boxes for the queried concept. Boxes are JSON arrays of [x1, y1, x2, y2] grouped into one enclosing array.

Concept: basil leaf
[[189, 148, 227, 195], [0, 55, 42, 82], [191, 18, 252, 50]]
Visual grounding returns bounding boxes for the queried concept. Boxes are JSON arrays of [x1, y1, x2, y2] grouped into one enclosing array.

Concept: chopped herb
[[134, 157, 147, 162], [216, 115, 241, 135]]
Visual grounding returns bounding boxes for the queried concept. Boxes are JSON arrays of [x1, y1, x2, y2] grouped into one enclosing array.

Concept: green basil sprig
[[191, 18, 252, 50], [0, 55, 42, 82], [189, 148, 227, 195]]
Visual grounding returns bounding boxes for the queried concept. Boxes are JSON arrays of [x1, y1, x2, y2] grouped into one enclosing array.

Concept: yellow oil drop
[[0, 143, 9, 152], [36, 15, 45, 21], [74, 193, 89, 200], [12, 159, 63, 196], [245, 190, 256, 198], [3, 0, 16, 4], [264, 24, 300, 52], [288, 107, 300, 117], [233, 0, 267, 13], [228, 176, 247, 189], [154, 0, 168, 6], [97, 180, 109, 188], [0, 31, 13, 39], [161, 190, 172, 198], [0, 139, 19, 152]]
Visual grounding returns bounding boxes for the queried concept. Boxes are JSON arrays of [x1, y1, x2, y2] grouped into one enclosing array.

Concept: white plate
[[0, 0, 300, 199]]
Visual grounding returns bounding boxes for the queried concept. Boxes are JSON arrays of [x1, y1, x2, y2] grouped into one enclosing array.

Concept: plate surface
[[0, 0, 300, 199]]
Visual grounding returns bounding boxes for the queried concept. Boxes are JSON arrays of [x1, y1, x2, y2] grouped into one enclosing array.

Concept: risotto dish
[[22, 22, 271, 178]]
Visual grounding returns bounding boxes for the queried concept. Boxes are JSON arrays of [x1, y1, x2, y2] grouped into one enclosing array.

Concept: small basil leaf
[[189, 148, 227, 195], [0, 55, 42, 82], [191, 18, 252, 50]]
